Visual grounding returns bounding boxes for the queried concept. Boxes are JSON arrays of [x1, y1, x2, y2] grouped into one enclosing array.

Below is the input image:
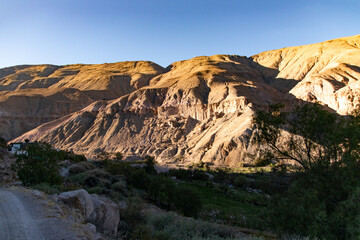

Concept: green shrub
[[68, 169, 112, 189], [12, 143, 63, 186], [144, 155, 157, 174], [233, 175, 247, 188], [115, 152, 123, 160], [146, 212, 256, 240], [168, 168, 192, 180], [68, 161, 95, 174], [254, 152, 274, 167], [105, 161, 134, 177], [32, 182, 60, 195], [192, 170, 209, 181], [147, 175, 175, 208], [111, 180, 127, 193], [87, 186, 104, 194], [269, 171, 360, 239], [120, 198, 147, 237], [0, 137, 7, 148], [213, 168, 231, 183], [173, 186, 202, 218], [129, 169, 151, 190], [67, 153, 87, 163]]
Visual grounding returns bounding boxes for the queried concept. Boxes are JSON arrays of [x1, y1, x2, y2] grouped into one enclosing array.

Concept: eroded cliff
[[0, 61, 165, 139], [11, 35, 360, 167]]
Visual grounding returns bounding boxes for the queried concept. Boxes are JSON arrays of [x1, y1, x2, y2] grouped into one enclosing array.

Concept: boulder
[[59, 189, 94, 219], [89, 194, 120, 235]]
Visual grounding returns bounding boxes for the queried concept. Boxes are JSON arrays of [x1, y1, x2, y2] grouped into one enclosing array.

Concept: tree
[[253, 103, 360, 171], [253, 103, 360, 239], [12, 142, 63, 186], [144, 155, 157, 174]]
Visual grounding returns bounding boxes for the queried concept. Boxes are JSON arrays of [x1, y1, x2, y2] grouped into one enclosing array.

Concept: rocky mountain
[[11, 35, 360, 167], [253, 35, 360, 114], [0, 62, 165, 139]]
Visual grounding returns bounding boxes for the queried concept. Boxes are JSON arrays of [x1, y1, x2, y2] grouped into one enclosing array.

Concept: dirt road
[[0, 188, 96, 240]]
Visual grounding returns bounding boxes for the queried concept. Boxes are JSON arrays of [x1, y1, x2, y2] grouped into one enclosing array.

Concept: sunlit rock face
[[253, 35, 360, 114], [12, 35, 360, 167], [0, 61, 165, 139]]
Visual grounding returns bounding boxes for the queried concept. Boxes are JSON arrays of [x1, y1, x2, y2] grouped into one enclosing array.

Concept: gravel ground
[[0, 187, 101, 240]]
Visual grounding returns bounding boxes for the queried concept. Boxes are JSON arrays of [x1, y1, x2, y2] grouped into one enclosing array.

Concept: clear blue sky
[[0, 0, 359, 68]]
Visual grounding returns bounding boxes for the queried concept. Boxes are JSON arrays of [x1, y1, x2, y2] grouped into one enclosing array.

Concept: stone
[[85, 223, 97, 234], [88, 194, 120, 235], [59, 189, 94, 219]]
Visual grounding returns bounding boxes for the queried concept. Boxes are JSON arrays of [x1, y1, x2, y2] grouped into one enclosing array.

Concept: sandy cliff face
[[11, 35, 360, 167], [253, 35, 360, 114], [0, 62, 165, 139]]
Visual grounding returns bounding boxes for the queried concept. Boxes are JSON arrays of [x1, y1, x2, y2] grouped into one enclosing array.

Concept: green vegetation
[[254, 103, 360, 239], [12, 142, 63, 186]]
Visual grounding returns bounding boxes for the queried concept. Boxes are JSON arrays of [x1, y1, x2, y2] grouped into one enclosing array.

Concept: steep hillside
[[12, 35, 360, 166], [14, 55, 283, 165], [252, 34, 360, 114], [0, 61, 165, 139]]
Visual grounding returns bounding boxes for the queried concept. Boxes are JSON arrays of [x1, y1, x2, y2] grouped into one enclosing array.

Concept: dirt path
[[0, 187, 98, 240], [0, 190, 44, 240]]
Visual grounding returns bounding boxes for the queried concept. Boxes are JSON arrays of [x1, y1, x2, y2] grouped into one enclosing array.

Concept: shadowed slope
[[0, 61, 165, 139]]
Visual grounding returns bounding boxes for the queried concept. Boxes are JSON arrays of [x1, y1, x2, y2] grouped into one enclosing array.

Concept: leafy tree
[[253, 103, 360, 239], [253, 103, 360, 170], [12, 142, 63, 186]]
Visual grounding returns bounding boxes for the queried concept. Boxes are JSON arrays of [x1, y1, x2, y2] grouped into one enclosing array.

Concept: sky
[[0, 0, 359, 68]]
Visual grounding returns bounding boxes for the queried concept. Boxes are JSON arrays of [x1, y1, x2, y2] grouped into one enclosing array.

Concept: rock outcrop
[[0, 148, 16, 182], [10, 35, 360, 167], [59, 189, 95, 219], [89, 194, 120, 235], [252, 35, 360, 114], [59, 189, 120, 235]]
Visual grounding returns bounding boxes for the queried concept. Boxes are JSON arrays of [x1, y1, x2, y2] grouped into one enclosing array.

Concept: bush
[[254, 152, 274, 167], [104, 161, 134, 177], [67, 153, 87, 163], [32, 182, 60, 195], [68, 161, 95, 174], [144, 155, 157, 174], [68, 168, 112, 189], [268, 169, 360, 239], [87, 186, 104, 194], [146, 211, 253, 240], [111, 180, 127, 193], [129, 169, 151, 190], [233, 175, 247, 188], [168, 168, 192, 180], [0, 137, 7, 148], [12, 143, 63, 186], [173, 186, 202, 218], [192, 170, 209, 181], [147, 176, 175, 209], [120, 198, 146, 237]]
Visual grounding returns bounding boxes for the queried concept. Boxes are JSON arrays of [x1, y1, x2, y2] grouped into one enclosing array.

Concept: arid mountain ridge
[[0, 61, 164, 139], [7, 34, 360, 166]]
